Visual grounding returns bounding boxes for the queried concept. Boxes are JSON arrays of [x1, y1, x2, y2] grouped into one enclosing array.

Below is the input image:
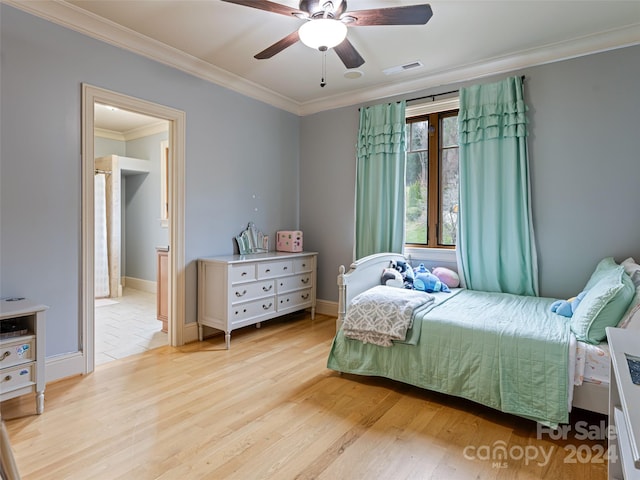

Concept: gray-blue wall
[[2, 4, 639, 361], [301, 45, 640, 301], [0, 5, 299, 357]]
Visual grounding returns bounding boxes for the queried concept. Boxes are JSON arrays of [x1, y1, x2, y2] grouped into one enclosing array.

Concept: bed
[[327, 253, 640, 426]]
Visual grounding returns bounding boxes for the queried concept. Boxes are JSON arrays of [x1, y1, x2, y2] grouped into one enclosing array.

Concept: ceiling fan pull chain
[[320, 49, 327, 87]]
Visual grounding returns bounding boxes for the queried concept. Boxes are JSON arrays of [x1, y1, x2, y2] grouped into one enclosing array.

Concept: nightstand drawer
[[0, 336, 35, 369], [1, 363, 35, 394]]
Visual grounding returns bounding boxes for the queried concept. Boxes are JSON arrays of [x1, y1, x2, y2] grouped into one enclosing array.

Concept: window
[[405, 98, 459, 248]]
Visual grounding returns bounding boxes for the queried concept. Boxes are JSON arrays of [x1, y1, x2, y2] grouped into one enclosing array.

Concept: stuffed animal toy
[[413, 263, 451, 293], [390, 259, 415, 289], [381, 267, 404, 288], [432, 267, 460, 288], [550, 291, 587, 317]]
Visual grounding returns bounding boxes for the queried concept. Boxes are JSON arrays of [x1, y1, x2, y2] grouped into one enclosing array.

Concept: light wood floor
[[2, 312, 607, 479]]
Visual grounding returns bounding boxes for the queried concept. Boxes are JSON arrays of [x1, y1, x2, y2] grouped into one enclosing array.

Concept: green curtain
[[457, 76, 538, 296], [355, 101, 406, 259]]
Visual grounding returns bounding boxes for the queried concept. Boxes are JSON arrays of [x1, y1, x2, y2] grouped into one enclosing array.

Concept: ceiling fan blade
[[344, 4, 433, 26], [220, 0, 306, 18], [254, 30, 300, 59], [333, 38, 365, 69]]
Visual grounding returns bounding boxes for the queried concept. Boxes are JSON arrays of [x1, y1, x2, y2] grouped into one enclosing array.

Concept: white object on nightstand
[[606, 327, 640, 480], [1, 298, 48, 414], [198, 252, 317, 349]]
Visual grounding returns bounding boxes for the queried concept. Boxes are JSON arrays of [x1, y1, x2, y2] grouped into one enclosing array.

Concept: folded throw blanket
[[343, 285, 434, 347]]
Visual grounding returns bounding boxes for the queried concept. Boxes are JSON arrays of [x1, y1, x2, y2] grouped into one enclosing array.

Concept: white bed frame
[[336, 252, 609, 416]]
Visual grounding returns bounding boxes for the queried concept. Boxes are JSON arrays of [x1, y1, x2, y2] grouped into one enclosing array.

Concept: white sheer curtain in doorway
[[94, 172, 110, 298]]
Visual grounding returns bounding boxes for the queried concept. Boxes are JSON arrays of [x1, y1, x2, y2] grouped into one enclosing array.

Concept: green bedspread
[[327, 289, 571, 426]]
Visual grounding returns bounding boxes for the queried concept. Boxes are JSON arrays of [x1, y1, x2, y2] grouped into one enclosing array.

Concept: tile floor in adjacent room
[[94, 287, 168, 366]]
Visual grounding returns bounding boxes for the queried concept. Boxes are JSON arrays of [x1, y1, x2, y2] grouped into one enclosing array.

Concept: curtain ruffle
[[458, 77, 528, 145], [357, 101, 406, 157]]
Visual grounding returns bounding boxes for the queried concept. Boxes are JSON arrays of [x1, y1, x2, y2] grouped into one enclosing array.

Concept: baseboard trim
[[315, 299, 337, 318], [182, 321, 199, 344], [124, 276, 156, 294], [45, 352, 86, 383]]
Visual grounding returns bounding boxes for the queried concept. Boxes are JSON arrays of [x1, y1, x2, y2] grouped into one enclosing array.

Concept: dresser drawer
[[277, 289, 313, 311], [231, 297, 276, 323], [293, 257, 313, 273], [257, 260, 293, 278], [230, 264, 256, 283], [1, 363, 35, 394], [277, 273, 313, 293], [231, 280, 275, 303], [0, 336, 35, 369]]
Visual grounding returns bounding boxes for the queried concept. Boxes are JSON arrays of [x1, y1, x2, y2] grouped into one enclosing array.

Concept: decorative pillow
[[571, 266, 635, 344], [618, 286, 640, 330], [622, 257, 640, 287], [584, 257, 621, 290], [431, 267, 460, 288]]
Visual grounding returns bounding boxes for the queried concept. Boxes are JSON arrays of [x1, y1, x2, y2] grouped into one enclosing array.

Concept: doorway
[[93, 106, 170, 365], [82, 84, 186, 374]]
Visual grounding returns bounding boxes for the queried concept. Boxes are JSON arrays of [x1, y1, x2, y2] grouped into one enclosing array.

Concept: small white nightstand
[[606, 327, 640, 480], [1, 298, 48, 414]]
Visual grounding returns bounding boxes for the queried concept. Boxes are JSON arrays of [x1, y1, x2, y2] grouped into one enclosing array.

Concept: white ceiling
[[6, 0, 640, 116]]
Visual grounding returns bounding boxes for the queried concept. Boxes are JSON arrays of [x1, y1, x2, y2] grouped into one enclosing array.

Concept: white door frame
[[82, 84, 186, 374]]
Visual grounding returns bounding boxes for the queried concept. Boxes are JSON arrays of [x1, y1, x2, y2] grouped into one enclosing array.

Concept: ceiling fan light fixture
[[298, 19, 347, 50]]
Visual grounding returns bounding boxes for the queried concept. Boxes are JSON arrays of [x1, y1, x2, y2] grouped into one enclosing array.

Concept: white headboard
[[336, 252, 407, 329]]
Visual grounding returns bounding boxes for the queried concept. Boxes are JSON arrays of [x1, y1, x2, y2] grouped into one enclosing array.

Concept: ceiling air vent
[[383, 60, 424, 75]]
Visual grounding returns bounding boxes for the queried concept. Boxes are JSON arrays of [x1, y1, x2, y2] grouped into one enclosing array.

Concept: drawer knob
[[301, 278, 309, 284], [283, 266, 288, 270], [241, 272, 247, 276], [265, 268, 271, 273], [263, 285, 272, 292], [263, 303, 272, 310], [0, 351, 10, 361], [235, 289, 247, 297], [301, 294, 310, 300], [2, 375, 11, 382]]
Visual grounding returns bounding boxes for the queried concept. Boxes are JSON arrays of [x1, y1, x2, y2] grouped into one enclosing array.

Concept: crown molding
[[4, 0, 639, 117], [94, 121, 168, 142], [298, 23, 640, 115], [2, 0, 302, 115]]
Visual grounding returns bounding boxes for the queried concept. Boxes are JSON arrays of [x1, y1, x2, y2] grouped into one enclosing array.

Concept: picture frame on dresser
[[197, 251, 317, 349]]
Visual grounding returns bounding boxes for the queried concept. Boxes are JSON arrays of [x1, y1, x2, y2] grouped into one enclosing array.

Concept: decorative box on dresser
[[606, 327, 640, 480], [198, 251, 317, 349], [0, 298, 47, 414]]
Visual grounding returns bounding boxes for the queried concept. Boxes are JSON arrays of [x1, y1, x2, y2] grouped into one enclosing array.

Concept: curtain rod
[[407, 75, 526, 104]]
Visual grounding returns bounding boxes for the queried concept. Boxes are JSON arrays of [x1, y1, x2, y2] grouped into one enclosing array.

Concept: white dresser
[[0, 298, 47, 414], [607, 327, 640, 480], [197, 252, 317, 349]]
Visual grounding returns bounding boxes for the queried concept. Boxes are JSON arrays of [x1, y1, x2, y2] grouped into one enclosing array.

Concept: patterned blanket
[[342, 286, 434, 346]]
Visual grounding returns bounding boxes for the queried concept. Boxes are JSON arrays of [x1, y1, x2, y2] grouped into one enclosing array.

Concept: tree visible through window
[[405, 108, 459, 248]]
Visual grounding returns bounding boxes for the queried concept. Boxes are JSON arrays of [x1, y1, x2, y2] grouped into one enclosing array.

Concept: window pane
[[441, 116, 458, 148], [410, 120, 428, 151], [439, 146, 459, 246], [405, 151, 428, 244]]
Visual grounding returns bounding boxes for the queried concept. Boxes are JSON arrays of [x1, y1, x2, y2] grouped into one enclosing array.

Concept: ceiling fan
[[221, 0, 433, 70]]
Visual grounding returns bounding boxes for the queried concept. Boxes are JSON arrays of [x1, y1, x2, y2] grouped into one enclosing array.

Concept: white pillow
[[618, 285, 640, 330], [622, 257, 640, 287]]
